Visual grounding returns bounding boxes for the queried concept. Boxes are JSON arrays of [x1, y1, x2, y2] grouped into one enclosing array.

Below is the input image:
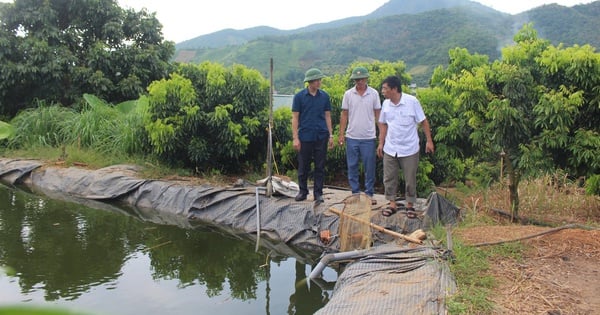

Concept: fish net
[[338, 193, 373, 251]]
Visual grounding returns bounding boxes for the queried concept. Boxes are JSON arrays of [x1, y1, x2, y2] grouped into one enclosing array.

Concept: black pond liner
[[0, 158, 459, 314]]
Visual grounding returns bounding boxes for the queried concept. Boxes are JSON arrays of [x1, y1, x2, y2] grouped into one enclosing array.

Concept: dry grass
[[451, 174, 600, 227], [449, 174, 600, 314]]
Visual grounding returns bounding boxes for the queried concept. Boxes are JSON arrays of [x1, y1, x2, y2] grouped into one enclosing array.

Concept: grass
[[439, 172, 600, 228]]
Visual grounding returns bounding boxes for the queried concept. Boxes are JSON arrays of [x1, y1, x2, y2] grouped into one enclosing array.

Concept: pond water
[[0, 184, 338, 315]]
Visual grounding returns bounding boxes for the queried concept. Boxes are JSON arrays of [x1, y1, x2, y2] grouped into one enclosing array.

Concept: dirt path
[[457, 226, 600, 314]]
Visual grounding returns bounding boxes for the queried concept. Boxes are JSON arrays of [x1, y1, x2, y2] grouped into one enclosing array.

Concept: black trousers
[[297, 137, 328, 197]]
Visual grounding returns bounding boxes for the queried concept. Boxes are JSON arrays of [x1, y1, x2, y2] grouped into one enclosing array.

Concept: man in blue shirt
[[292, 68, 334, 204]]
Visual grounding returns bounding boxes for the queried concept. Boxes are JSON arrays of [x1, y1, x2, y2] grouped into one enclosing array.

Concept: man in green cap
[[338, 66, 381, 204], [291, 68, 334, 204]]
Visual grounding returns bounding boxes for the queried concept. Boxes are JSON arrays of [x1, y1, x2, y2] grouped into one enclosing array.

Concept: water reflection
[[288, 261, 329, 314], [0, 185, 335, 314]]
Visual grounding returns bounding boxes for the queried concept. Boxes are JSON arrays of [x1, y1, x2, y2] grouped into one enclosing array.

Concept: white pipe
[[255, 186, 266, 252], [309, 249, 372, 279]]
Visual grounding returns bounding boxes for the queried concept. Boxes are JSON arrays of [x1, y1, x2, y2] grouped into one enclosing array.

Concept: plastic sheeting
[[425, 191, 461, 226], [0, 158, 42, 185], [314, 245, 456, 315]]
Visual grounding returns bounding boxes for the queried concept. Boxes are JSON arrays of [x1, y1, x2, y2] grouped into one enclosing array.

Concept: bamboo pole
[[266, 58, 274, 197], [329, 208, 423, 244]]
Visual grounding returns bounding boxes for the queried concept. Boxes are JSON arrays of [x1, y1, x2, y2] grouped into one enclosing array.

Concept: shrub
[[585, 174, 600, 196]]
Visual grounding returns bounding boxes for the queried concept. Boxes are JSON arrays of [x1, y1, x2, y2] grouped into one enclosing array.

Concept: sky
[[0, 0, 595, 43]]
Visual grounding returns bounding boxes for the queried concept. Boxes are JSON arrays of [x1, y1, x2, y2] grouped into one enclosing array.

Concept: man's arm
[[325, 111, 334, 149], [377, 122, 387, 158], [338, 109, 348, 145], [420, 118, 434, 154], [292, 112, 300, 151]]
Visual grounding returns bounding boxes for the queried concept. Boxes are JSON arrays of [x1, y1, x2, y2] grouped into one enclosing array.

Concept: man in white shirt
[[377, 76, 434, 218]]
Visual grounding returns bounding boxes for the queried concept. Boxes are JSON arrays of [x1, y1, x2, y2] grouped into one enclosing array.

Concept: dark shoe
[[314, 195, 324, 204], [406, 207, 417, 219], [295, 193, 307, 201], [381, 206, 397, 217]]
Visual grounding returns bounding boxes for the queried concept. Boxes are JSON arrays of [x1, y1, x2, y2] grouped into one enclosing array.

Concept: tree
[[427, 48, 490, 185], [0, 0, 174, 118], [431, 24, 600, 217]]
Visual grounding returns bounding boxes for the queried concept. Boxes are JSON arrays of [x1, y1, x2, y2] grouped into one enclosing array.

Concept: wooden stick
[[329, 208, 423, 244], [472, 224, 581, 247]]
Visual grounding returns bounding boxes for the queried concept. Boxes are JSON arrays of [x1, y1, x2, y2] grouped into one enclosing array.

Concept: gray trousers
[[383, 151, 419, 204]]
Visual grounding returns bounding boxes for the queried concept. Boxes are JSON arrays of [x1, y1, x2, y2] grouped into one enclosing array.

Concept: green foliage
[[115, 96, 152, 155], [538, 44, 600, 130], [145, 73, 197, 158], [466, 161, 498, 188], [6, 95, 150, 157], [67, 96, 121, 151], [569, 130, 600, 175], [0, 0, 175, 118], [271, 107, 293, 174], [144, 62, 270, 172], [418, 85, 471, 185], [8, 102, 76, 148], [416, 159, 436, 197], [517, 143, 555, 178], [0, 121, 15, 140], [586, 174, 600, 196], [64, 94, 149, 155]]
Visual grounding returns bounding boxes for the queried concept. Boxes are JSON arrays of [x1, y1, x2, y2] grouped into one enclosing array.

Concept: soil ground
[[457, 226, 600, 314]]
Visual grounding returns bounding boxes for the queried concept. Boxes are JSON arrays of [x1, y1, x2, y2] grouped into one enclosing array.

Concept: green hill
[[174, 0, 600, 93]]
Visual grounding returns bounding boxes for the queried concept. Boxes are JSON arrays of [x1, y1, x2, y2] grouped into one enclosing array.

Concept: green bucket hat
[[304, 68, 325, 82], [350, 67, 369, 80]]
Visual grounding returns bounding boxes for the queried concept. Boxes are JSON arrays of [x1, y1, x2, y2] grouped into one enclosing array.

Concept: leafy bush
[[145, 63, 270, 172], [585, 174, 600, 196]]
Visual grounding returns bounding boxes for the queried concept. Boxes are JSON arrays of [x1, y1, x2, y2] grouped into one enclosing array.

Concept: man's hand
[[376, 144, 383, 158], [293, 138, 301, 151], [425, 140, 435, 154]]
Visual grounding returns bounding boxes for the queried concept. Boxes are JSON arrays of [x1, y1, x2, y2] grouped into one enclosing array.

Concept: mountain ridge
[[173, 0, 600, 92], [176, 0, 483, 49]]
